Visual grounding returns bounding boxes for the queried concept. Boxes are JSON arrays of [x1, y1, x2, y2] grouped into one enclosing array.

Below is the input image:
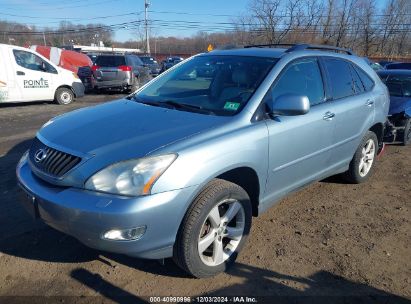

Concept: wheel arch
[[369, 122, 384, 149], [216, 167, 260, 217], [55, 85, 76, 98]]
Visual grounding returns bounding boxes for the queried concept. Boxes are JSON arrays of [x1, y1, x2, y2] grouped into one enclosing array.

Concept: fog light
[[102, 226, 146, 241]]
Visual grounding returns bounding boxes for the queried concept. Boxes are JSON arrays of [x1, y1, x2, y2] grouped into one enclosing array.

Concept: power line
[[0, 0, 120, 11]]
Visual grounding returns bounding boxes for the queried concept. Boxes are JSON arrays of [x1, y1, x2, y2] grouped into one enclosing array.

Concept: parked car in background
[[92, 54, 150, 92], [77, 66, 93, 92], [379, 60, 395, 68], [160, 56, 184, 73], [378, 70, 411, 145], [363, 57, 384, 71], [138, 56, 161, 77], [87, 54, 99, 64], [17, 44, 389, 278], [0, 43, 84, 105], [385, 62, 411, 70]]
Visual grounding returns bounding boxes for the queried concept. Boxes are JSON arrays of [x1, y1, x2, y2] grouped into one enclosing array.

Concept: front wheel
[[344, 131, 378, 183], [173, 179, 252, 278], [55, 87, 74, 105], [402, 118, 411, 146]]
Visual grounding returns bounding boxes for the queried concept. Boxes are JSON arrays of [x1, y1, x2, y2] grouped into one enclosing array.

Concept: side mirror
[[268, 94, 310, 116]]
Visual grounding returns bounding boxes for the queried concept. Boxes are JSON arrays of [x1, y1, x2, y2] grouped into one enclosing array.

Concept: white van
[[0, 44, 84, 105]]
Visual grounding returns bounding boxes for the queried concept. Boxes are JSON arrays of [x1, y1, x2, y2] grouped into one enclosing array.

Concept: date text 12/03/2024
[[149, 296, 258, 303]]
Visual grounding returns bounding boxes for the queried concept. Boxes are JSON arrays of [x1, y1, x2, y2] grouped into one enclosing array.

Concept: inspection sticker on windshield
[[224, 102, 240, 111]]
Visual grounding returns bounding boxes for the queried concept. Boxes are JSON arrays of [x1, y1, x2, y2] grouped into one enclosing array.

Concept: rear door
[[12, 49, 56, 101], [264, 57, 335, 202], [94, 56, 127, 82], [321, 57, 377, 166]]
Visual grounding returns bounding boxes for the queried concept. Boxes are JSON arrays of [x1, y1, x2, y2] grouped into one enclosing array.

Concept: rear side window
[[353, 66, 374, 92], [323, 58, 355, 99], [350, 65, 364, 93], [270, 57, 324, 106], [95, 56, 126, 67]]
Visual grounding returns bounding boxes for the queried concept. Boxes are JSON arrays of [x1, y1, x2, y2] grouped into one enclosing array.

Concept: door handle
[[365, 99, 374, 106], [16, 71, 25, 76], [323, 111, 335, 121]]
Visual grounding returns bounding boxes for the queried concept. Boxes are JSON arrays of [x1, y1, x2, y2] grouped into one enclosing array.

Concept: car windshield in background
[[140, 57, 154, 64], [95, 56, 126, 67], [134, 55, 277, 116], [386, 63, 411, 70], [382, 74, 411, 97]]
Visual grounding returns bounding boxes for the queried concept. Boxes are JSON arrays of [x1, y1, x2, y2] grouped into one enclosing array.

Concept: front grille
[[29, 137, 82, 178]]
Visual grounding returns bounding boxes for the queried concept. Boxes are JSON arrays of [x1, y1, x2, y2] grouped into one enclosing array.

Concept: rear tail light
[[91, 65, 100, 71], [118, 65, 132, 71]]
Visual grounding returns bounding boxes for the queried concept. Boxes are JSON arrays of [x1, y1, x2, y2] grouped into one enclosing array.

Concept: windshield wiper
[[129, 95, 174, 109], [161, 100, 216, 115], [131, 96, 215, 115]]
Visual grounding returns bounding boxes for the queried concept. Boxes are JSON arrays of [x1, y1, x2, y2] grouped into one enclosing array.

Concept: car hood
[[389, 96, 411, 115], [38, 99, 227, 160]]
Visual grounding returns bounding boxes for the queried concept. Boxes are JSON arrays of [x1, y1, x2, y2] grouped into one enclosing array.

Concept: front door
[[263, 57, 335, 204], [12, 49, 56, 102]]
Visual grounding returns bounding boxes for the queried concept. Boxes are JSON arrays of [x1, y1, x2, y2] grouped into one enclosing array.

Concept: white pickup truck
[[0, 44, 84, 104]]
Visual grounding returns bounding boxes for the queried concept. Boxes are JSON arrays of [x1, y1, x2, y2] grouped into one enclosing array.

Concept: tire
[[344, 131, 378, 184], [55, 87, 74, 105], [402, 118, 411, 146], [173, 179, 252, 278], [130, 77, 139, 93]]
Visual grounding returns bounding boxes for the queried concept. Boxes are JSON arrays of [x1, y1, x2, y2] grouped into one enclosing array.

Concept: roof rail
[[244, 43, 296, 49], [244, 43, 355, 55], [286, 44, 354, 55]]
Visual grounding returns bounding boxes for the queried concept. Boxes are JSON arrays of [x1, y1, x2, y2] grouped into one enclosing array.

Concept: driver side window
[[265, 57, 325, 106], [13, 50, 57, 73]]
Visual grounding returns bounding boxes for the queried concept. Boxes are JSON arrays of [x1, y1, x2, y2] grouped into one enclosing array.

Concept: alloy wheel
[[197, 199, 245, 267], [359, 138, 375, 177]]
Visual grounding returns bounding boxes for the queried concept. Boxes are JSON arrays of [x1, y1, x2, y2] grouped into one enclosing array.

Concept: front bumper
[[16, 159, 196, 259]]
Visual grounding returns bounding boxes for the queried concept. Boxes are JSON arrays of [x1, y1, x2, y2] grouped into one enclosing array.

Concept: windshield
[[140, 57, 154, 64], [134, 55, 277, 116], [385, 74, 411, 97]]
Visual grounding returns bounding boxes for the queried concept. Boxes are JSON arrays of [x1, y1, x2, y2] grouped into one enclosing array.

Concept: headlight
[[84, 154, 177, 196]]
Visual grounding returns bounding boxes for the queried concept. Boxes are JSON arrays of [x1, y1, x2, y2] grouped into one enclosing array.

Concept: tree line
[[122, 0, 411, 59], [0, 20, 113, 47], [0, 0, 409, 59]]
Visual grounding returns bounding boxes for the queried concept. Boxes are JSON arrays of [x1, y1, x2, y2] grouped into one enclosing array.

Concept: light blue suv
[[17, 44, 389, 278]]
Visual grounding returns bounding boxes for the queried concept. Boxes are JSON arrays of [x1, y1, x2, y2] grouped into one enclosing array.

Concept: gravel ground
[[0, 94, 410, 303]]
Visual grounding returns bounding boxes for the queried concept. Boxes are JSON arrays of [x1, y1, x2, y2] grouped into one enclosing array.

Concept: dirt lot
[[0, 94, 410, 303]]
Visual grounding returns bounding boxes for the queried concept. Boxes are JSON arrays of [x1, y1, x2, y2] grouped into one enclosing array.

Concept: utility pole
[[43, 32, 46, 46], [144, 0, 150, 54]]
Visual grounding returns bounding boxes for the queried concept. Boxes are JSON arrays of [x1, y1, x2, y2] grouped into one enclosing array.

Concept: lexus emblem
[[34, 148, 47, 163]]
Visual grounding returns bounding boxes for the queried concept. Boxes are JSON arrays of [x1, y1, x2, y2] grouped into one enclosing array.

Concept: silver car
[[17, 44, 389, 278], [92, 54, 149, 92]]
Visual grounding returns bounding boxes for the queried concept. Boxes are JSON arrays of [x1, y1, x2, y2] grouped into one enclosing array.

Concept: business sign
[[24, 78, 49, 89]]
